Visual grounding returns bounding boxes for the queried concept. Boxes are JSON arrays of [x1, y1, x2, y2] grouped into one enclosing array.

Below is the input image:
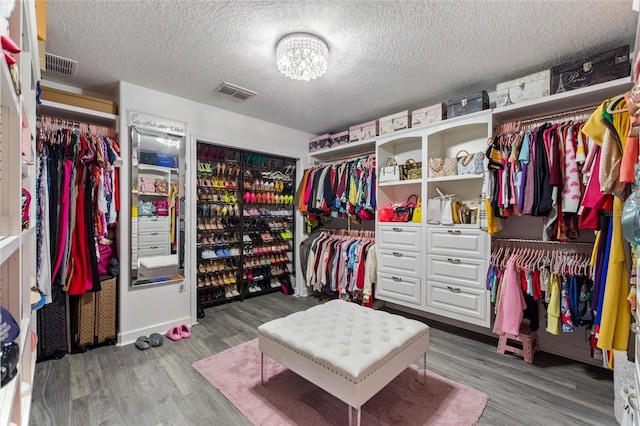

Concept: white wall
[[118, 81, 314, 345]]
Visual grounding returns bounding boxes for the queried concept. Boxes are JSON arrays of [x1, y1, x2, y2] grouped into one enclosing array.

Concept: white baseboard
[[117, 315, 193, 346]]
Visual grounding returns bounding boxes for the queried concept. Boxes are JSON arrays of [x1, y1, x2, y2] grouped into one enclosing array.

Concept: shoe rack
[[195, 142, 296, 317]]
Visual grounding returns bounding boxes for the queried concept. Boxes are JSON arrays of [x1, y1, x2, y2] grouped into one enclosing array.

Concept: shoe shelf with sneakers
[[195, 143, 297, 316]]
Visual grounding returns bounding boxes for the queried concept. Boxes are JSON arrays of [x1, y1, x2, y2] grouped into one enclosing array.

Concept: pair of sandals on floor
[[135, 324, 191, 349]]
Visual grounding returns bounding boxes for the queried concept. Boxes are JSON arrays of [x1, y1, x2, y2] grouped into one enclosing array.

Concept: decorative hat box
[[496, 70, 550, 108], [349, 120, 378, 142], [550, 45, 630, 94], [379, 110, 411, 135], [331, 131, 349, 147], [446, 91, 490, 119], [411, 103, 446, 127], [308, 135, 320, 152], [309, 134, 332, 152]]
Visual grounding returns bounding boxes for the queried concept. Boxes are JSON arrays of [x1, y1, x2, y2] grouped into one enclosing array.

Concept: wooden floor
[[30, 293, 616, 426]]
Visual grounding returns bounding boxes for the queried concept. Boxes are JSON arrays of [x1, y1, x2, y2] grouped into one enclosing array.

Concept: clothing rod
[[313, 151, 375, 165], [514, 105, 597, 126], [492, 238, 593, 247], [322, 228, 375, 236]]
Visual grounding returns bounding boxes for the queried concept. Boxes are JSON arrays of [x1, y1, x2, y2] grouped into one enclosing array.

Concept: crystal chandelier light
[[276, 33, 329, 81]]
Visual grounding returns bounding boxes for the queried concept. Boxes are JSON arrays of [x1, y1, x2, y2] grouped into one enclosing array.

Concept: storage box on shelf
[[379, 110, 411, 135], [0, 1, 41, 425], [446, 91, 489, 119], [411, 103, 446, 127], [550, 45, 630, 95], [349, 120, 378, 142], [496, 70, 550, 108], [330, 130, 349, 148]]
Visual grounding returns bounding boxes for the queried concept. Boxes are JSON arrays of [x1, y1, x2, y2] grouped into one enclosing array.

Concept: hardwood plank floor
[[30, 293, 616, 425]]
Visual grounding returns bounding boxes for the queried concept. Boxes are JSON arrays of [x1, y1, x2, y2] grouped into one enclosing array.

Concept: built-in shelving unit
[[0, 1, 41, 424]]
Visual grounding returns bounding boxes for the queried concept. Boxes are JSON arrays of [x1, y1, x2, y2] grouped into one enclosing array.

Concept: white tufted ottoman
[[258, 300, 430, 426]]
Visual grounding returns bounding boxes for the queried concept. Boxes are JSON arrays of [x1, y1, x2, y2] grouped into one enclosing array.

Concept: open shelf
[[426, 173, 484, 183], [379, 179, 421, 187], [492, 77, 633, 122], [0, 235, 20, 265], [37, 99, 118, 126], [309, 138, 376, 161], [1, 59, 20, 114]]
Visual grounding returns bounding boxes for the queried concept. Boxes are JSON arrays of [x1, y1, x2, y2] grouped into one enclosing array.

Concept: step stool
[[497, 322, 539, 364]]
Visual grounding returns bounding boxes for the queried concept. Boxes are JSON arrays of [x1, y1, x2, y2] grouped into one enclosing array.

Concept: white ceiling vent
[[215, 82, 257, 100], [45, 53, 78, 77]]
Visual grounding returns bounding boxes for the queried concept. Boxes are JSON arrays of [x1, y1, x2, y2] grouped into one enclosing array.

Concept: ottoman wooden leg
[[349, 405, 361, 426], [416, 352, 427, 385], [261, 352, 269, 386]]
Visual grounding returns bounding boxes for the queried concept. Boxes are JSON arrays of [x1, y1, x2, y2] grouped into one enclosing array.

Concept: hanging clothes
[[36, 118, 120, 299]]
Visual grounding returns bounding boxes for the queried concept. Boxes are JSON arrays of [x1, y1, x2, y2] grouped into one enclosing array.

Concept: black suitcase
[[36, 289, 68, 361]]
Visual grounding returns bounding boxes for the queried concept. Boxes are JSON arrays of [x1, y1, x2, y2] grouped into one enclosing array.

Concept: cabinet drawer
[[137, 231, 168, 245], [378, 250, 421, 277], [138, 216, 169, 232], [377, 273, 422, 308], [426, 281, 489, 327], [138, 244, 170, 258], [426, 255, 486, 290], [426, 227, 486, 259], [377, 224, 422, 252]]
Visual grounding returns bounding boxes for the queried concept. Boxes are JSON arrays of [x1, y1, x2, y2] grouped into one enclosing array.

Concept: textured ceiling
[[44, 1, 637, 135]]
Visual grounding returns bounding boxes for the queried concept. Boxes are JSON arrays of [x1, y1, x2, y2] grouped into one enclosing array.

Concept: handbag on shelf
[[428, 157, 457, 178], [402, 159, 422, 181], [426, 198, 442, 224], [440, 197, 454, 225], [391, 206, 412, 222], [390, 195, 417, 222], [155, 179, 169, 194], [456, 150, 485, 175], [411, 197, 422, 223], [378, 204, 395, 222], [379, 157, 400, 183]]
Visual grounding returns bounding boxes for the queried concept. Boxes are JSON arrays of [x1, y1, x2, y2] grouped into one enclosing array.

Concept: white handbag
[[426, 198, 442, 224], [379, 157, 400, 183]]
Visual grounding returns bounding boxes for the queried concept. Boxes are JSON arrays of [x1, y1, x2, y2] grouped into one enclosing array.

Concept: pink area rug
[[193, 339, 489, 425]]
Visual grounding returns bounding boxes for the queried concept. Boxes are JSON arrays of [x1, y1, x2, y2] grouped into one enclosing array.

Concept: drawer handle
[[447, 230, 461, 235], [150, 232, 159, 236], [392, 252, 403, 257], [150, 245, 158, 249], [392, 227, 403, 232], [447, 286, 461, 293], [447, 258, 461, 264], [392, 276, 402, 282]]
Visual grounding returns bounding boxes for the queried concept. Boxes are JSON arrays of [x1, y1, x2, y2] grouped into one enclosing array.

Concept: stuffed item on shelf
[[0, 305, 20, 388]]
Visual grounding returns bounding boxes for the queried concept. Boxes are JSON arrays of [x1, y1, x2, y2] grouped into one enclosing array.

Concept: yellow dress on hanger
[[584, 97, 631, 351]]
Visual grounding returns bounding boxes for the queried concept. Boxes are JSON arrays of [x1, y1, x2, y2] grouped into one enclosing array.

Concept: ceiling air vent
[[215, 82, 257, 100], [45, 53, 78, 77]]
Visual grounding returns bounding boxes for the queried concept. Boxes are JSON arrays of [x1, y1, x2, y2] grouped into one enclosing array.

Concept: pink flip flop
[[166, 326, 182, 341], [180, 324, 191, 339]]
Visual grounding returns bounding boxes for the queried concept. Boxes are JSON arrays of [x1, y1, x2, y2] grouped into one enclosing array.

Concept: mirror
[[130, 126, 185, 286]]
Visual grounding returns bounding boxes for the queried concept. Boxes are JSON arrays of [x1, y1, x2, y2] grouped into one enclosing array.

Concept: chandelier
[[276, 33, 329, 81]]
